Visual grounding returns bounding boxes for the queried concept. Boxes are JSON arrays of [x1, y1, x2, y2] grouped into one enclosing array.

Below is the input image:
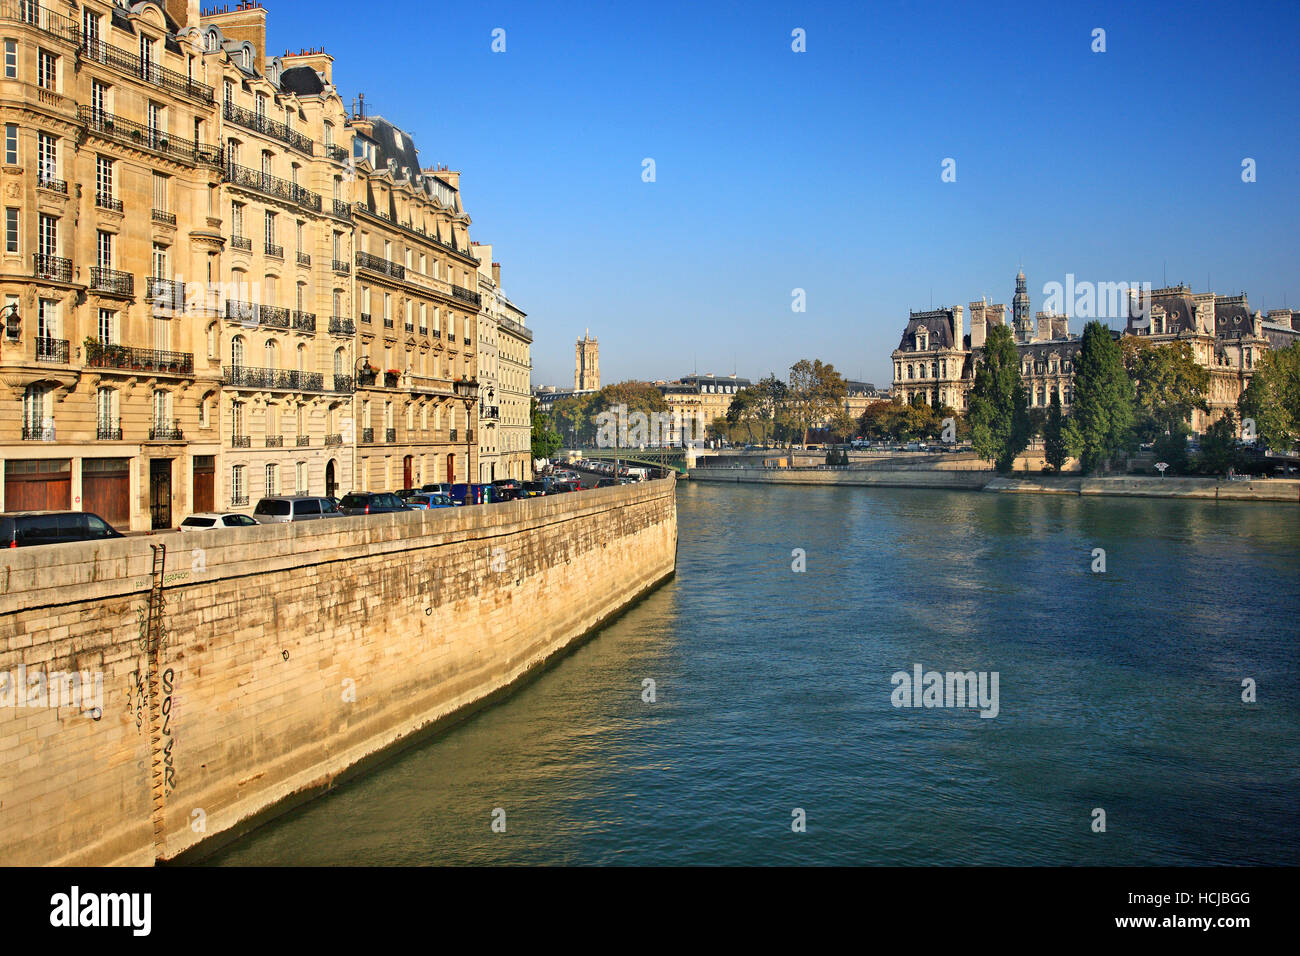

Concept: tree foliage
[[967, 324, 1030, 472], [786, 359, 847, 445], [1239, 342, 1300, 452], [1043, 389, 1068, 472], [1067, 321, 1134, 473], [1122, 338, 1210, 441], [530, 399, 562, 460]]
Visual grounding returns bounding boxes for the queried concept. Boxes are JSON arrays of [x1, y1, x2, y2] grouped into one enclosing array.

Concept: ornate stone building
[[574, 329, 597, 391], [472, 250, 531, 481], [890, 307, 970, 410]]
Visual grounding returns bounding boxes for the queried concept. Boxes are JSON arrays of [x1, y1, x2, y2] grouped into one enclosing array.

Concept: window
[[37, 49, 57, 91], [96, 231, 112, 269], [23, 385, 51, 435], [37, 212, 56, 257], [224, 79, 234, 106], [3, 40, 15, 79], [295, 461, 306, 495], [139, 35, 156, 83], [147, 102, 162, 146], [152, 243, 167, 279], [4, 208, 16, 253], [231, 201, 244, 238], [90, 79, 108, 119], [231, 336, 245, 368], [152, 390, 171, 430], [153, 172, 168, 214], [207, 323, 219, 359], [98, 309, 116, 344], [36, 132, 56, 183], [231, 465, 245, 505], [265, 464, 277, 496], [96, 387, 116, 430], [255, 92, 266, 119], [265, 210, 276, 245], [4, 124, 16, 164], [37, 298, 59, 341], [96, 156, 113, 203]]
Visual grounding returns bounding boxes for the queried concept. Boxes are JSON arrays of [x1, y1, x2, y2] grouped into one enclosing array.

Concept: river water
[[206, 482, 1300, 865]]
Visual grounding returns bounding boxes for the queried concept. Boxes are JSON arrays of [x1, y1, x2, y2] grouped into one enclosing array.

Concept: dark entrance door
[[403, 455, 413, 489], [446, 453, 455, 484], [325, 459, 337, 498], [149, 459, 172, 530], [192, 455, 215, 513]]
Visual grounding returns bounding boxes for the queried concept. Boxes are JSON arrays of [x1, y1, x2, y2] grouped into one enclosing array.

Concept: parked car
[[0, 511, 123, 548], [180, 512, 260, 531], [595, 477, 619, 488], [521, 480, 551, 497], [548, 480, 580, 494], [405, 493, 455, 509], [337, 492, 411, 516], [492, 486, 525, 502], [252, 496, 343, 523], [420, 482, 454, 496]]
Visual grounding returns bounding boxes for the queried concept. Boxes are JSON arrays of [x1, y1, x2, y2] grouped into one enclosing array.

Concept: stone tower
[[1012, 269, 1034, 343], [575, 330, 600, 391]]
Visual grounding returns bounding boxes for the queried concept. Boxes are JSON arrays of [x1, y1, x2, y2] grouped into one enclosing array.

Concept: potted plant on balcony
[[83, 337, 102, 367], [385, 368, 401, 388]]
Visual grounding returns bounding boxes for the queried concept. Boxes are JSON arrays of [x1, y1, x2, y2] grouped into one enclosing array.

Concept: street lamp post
[[454, 376, 479, 491]]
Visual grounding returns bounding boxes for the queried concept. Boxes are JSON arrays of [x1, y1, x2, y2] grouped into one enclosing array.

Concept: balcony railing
[[325, 433, 343, 446], [35, 336, 68, 363], [79, 36, 214, 104], [89, 266, 134, 296], [404, 322, 414, 333], [2, 1, 80, 45], [149, 421, 184, 441], [96, 422, 122, 441], [328, 316, 355, 335], [265, 241, 283, 259], [451, 285, 481, 307], [383, 318, 394, 329], [226, 301, 292, 329], [292, 311, 316, 332], [222, 102, 313, 154], [356, 251, 405, 280], [265, 436, 283, 448], [37, 173, 67, 194], [152, 208, 176, 225], [231, 235, 252, 251], [332, 258, 350, 274], [360, 427, 374, 444], [385, 428, 396, 443], [225, 162, 321, 212], [146, 277, 185, 310], [360, 313, 371, 324], [332, 374, 355, 393], [331, 199, 352, 220], [21, 422, 55, 441], [297, 252, 311, 267], [95, 192, 122, 212], [85, 342, 193, 374], [480, 405, 500, 420], [449, 428, 458, 441], [223, 365, 325, 392], [79, 107, 222, 166], [232, 435, 251, 448], [230, 494, 249, 506], [296, 435, 310, 447], [326, 144, 349, 163]]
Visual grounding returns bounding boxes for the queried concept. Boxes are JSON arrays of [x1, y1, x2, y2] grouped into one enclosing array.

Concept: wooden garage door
[[192, 455, 215, 514], [3, 459, 71, 511], [82, 457, 131, 528]]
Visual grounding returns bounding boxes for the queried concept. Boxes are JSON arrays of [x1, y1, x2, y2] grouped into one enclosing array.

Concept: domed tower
[[1012, 269, 1034, 343]]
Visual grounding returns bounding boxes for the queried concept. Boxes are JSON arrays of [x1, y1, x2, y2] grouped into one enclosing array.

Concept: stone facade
[[0, 477, 678, 865], [574, 330, 597, 391]]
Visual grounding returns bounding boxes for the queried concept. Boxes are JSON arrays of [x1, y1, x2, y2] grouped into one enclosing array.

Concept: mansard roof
[[1214, 295, 1252, 335], [897, 309, 958, 352], [280, 65, 325, 96]]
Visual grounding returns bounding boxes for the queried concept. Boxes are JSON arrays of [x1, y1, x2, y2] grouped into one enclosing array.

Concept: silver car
[[251, 496, 342, 523]]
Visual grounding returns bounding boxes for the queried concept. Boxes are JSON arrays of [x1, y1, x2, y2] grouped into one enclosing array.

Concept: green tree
[[530, 399, 562, 460], [1067, 321, 1135, 473], [1043, 389, 1068, 472], [1122, 338, 1210, 442], [787, 359, 847, 446], [1151, 421, 1190, 475], [752, 374, 788, 447], [1198, 411, 1241, 475], [967, 324, 1030, 472], [1239, 342, 1300, 452]]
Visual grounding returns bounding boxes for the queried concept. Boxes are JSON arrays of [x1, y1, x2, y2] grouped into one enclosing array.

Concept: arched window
[[207, 322, 220, 359], [231, 335, 245, 368], [297, 342, 306, 372], [265, 339, 278, 368]]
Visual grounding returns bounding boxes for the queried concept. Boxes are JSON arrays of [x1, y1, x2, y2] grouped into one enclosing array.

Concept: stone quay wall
[[0, 479, 677, 866]]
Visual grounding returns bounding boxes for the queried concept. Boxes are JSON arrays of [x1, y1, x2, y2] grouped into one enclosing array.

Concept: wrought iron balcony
[[405, 322, 414, 333], [152, 208, 176, 225], [90, 266, 134, 296], [480, 405, 500, 420], [34, 253, 72, 282], [296, 435, 310, 447], [95, 192, 122, 212], [449, 428, 458, 441], [332, 374, 355, 393], [327, 144, 349, 163], [78, 107, 221, 166], [231, 235, 252, 251], [297, 251, 311, 267], [385, 428, 396, 443], [149, 420, 184, 441], [332, 258, 350, 274], [265, 436, 283, 447], [35, 336, 68, 363], [96, 422, 122, 441], [360, 312, 371, 324], [332, 199, 352, 220], [265, 241, 283, 259], [360, 427, 374, 444], [225, 162, 321, 212], [328, 316, 355, 335], [383, 318, 394, 329], [292, 311, 316, 332], [432, 329, 442, 339], [79, 36, 214, 104], [37, 173, 67, 194], [451, 285, 481, 307], [21, 422, 55, 441], [85, 342, 193, 374], [232, 435, 251, 448], [355, 251, 405, 280], [222, 102, 313, 154], [325, 433, 343, 446], [419, 326, 427, 336], [2, 0, 80, 45], [230, 494, 249, 506], [222, 365, 325, 391], [146, 277, 185, 310], [463, 337, 471, 346]]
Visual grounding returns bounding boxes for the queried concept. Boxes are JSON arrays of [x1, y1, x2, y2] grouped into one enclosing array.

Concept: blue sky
[[271, 0, 1300, 387]]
